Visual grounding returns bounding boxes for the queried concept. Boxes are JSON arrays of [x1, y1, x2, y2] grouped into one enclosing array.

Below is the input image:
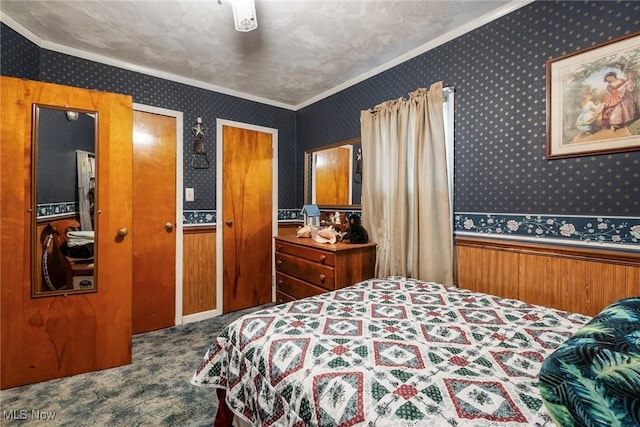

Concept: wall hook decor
[[190, 117, 210, 169]]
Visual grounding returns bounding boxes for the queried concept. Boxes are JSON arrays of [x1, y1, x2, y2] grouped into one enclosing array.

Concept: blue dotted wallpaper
[[1, 24, 298, 210], [0, 22, 39, 80], [297, 1, 640, 216], [2, 0, 639, 226], [38, 49, 298, 210]]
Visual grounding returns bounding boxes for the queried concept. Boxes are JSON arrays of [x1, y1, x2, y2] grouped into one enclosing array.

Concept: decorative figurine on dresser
[[274, 233, 376, 303], [341, 213, 369, 244]]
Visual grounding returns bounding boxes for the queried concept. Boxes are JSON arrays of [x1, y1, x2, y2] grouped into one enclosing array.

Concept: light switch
[[185, 188, 194, 202]]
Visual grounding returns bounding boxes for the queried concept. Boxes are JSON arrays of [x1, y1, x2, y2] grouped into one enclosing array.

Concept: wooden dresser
[[274, 236, 377, 303]]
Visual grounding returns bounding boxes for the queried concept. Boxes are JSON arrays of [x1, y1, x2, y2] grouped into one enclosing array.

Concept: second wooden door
[[132, 110, 177, 333], [221, 124, 274, 313]]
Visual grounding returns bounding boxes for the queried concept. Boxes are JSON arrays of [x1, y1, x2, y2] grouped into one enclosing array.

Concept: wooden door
[[0, 77, 133, 389], [222, 125, 273, 313], [315, 146, 351, 205], [132, 110, 176, 333]]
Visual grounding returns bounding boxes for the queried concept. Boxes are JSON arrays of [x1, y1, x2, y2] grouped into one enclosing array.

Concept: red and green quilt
[[192, 277, 590, 426]]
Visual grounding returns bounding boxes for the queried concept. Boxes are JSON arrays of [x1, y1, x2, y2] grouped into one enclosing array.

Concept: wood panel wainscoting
[[455, 237, 640, 317], [181, 222, 304, 316], [182, 226, 217, 315], [278, 222, 303, 237]]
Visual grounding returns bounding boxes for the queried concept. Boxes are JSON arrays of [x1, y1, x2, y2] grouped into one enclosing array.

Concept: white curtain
[[360, 81, 453, 285]]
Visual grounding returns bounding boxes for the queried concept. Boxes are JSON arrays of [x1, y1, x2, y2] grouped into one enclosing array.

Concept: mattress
[[193, 276, 591, 426]]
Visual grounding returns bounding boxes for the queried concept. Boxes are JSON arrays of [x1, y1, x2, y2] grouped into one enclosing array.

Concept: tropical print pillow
[[539, 297, 640, 427]]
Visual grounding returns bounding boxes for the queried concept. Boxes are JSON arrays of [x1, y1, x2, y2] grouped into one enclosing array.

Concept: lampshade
[[232, 0, 257, 32]]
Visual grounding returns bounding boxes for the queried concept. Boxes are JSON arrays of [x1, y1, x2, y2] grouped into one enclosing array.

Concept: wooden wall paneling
[[628, 266, 640, 297], [589, 261, 610, 317], [181, 222, 299, 316], [455, 245, 470, 290], [455, 237, 639, 318], [549, 256, 572, 313], [457, 244, 518, 298], [278, 223, 302, 237], [569, 259, 591, 317], [182, 227, 216, 315], [519, 253, 574, 312], [604, 264, 639, 309], [518, 253, 545, 308], [455, 245, 480, 293], [562, 257, 640, 317], [602, 264, 623, 310], [486, 249, 519, 300], [478, 248, 493, 295]]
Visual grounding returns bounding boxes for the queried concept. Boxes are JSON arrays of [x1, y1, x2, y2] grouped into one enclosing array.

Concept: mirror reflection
[[33, 106, 97, 296], [304, 138, 362, 208]]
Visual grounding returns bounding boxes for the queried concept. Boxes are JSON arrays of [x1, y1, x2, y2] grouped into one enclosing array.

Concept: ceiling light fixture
[[232, 0, 258, 32]]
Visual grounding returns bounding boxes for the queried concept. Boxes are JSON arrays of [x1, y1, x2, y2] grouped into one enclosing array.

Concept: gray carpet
[[0, 304, 274, 427]]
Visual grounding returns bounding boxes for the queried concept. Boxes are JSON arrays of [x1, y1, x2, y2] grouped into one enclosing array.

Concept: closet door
[[0, 77, 133, 389], [220, 123, 275, 313], [132, 110, 176, 334]]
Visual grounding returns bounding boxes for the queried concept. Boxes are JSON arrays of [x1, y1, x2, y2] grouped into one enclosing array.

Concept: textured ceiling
[[0, 0, 524, 109]]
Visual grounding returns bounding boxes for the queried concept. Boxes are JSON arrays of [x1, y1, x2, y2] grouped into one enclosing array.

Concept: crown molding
[[2, 1, 533, 111]]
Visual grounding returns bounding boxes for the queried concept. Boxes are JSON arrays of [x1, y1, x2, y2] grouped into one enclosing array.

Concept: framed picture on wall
[[546, 32, 640, 159]]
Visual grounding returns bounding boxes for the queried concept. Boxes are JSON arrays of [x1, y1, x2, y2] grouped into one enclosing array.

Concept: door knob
[[225, 219, 233, 226], [165, 222, 174, 232], [117, 227, 128, 237]]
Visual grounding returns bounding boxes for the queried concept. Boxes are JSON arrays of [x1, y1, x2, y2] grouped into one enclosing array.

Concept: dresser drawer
[[276, 290, 296, 304], [275, 240, 336, 267], [276, 272, 329, 300], [275, 252, 335, 290]]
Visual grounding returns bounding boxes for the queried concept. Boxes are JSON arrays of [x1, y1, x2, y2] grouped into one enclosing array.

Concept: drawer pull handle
[[319, 273, 326, 282], [277, 259, 283, 265], [319, 255, 327, 263], [277, 244, 283, 251], [278, 279, 283, 285]]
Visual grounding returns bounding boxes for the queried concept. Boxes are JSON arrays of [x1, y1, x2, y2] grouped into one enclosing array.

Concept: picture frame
[[546, 32, 640, 159]]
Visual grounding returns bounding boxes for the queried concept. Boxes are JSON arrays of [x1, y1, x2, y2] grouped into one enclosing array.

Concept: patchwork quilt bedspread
[[192, 277, 591, 426]]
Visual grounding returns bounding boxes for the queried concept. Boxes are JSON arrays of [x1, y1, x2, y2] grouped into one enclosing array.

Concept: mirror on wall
[[32, 105, 98, 297], [304, 138, 362, 208]]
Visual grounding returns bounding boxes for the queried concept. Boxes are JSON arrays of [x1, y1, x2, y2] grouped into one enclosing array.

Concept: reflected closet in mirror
[[304, 138, 362, 208], [32, 106, 98, 296]]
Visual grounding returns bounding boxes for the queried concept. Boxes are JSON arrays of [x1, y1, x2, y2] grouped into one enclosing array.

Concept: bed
[[192, 276, 591, 426]]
